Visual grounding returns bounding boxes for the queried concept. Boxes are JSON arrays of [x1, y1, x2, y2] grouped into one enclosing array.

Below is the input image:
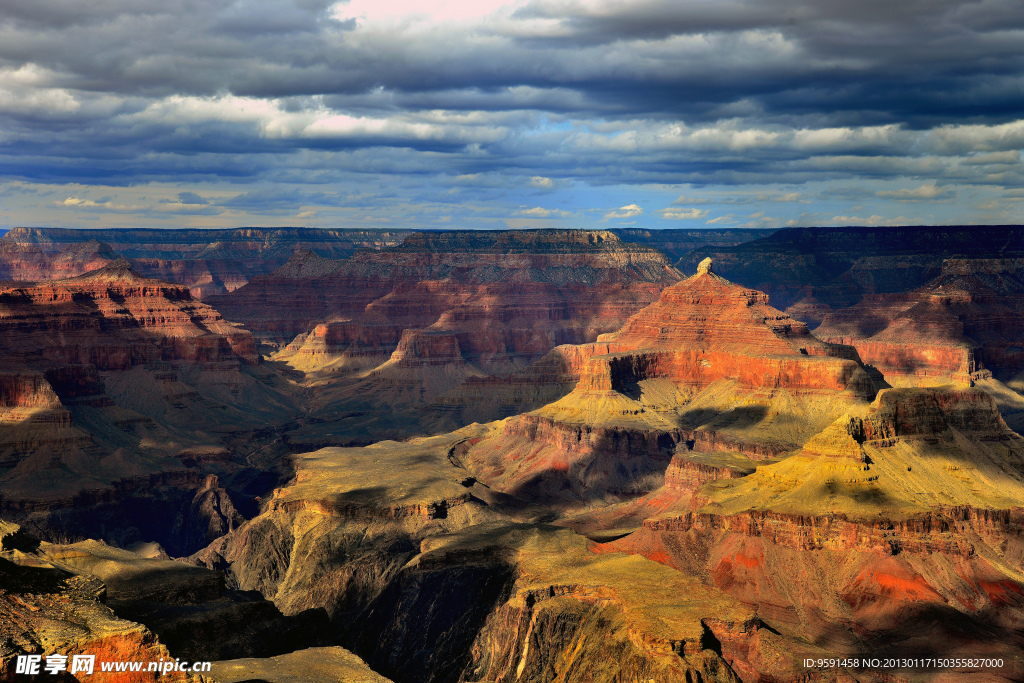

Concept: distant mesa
[[233, 228, 680, 364], [0, 226, 411, 298], [681, 224, 1024, 315], [814, 257, 1024, 388]]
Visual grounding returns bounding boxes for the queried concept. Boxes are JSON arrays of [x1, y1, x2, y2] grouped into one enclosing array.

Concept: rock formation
[[210, 647, 394, 683], [453, 261, 876, 509], [231, 230, 683, 445], [189, 430, 760, 683], [593, 385, 1024, 680], [0, 521, 201, 682], [610, 227, 779, 261], [681, 225, 1024, 320], [0, 261, 302, 553], [0, 227, 410, 297], [221, 229, 682, 350], [814, 258, 1024, 388], [0, 259, 258, 368], [0, 237, 116, 282], [4, 226, 1024, 683]]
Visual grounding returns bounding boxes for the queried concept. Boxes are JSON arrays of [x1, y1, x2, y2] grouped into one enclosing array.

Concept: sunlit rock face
[[0, 259, 257, 369], [595, 384, 1024, 677], [219, 230, 686, 446], [459, 264, 876, 511], [6, 227, 1024, 683]]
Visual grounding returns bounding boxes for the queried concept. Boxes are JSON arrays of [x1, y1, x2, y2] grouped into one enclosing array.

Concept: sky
[[0, 0, 1023, 231]]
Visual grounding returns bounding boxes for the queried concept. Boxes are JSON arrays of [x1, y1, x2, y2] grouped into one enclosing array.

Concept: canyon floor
[[1, 226, 1023, 683]]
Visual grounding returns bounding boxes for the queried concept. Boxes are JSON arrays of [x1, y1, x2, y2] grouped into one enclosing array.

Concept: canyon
[[1, 226, 1023, 683], [0, 227, 412, 298]]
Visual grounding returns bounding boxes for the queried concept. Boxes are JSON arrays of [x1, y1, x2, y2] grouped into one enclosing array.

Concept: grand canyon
[[2, 225, 1024, 683]]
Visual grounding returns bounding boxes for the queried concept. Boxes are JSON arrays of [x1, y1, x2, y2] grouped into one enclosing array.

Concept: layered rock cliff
[[0, 259, 257, 368], [0, 521, 201, 682], [244, 230, 683, 446], [813, 258, 1024, 389], [681, 225, 1024, 318], [592, 386, 1024, 680], [1, 227, 410, 297], [457, 260, 876, 507], [225, 229, 681, 352], [0, 261, 303, 552], [189, 430, 763, 683]]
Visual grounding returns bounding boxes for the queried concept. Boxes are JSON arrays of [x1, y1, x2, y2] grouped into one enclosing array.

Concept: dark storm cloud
[[0, 0, 1023, 199]]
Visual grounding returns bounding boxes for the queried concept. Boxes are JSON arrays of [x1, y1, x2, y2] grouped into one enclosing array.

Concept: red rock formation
[[249, 230, 685, 445], [0, 260, 305, 548], [0, 371, 62, 415], [457, 261, 876, 509], [219, 230, 682, 357], [587, 386, 1024, 679], [814, 258, 1024, 386], [0, 238, 115, 282], [0, 522, 196, 683], [583, 258, 872, 398], [0, 259, 257, 368], [0, 227, 410, 298]]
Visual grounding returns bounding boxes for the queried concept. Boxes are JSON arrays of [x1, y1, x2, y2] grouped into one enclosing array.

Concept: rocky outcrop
[[0, 260, 305, 548], [587, 262, 873, 398], [1, 227, 410, 297], [814, 258, 1024, 386], [210, 647, 393, 683], [0, 237, 115, 282], [188, 436, 759, 683], [0, 522, 200, 682], [0, 371, 63, 418], [254, 230, 685, 446], [0, 259, 257, 368], [221, 229, 681, 354], [611, 227, 778, 261], [457, 264, 876, 505], [599, 503, 1024, 677], [589, 384, 1024, 679]]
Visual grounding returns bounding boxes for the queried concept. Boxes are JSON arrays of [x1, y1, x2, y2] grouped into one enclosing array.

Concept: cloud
[[657, 207, 708, 220], [1, 0, 1022, 227], [830, 214, 916, 226], [876, 184, 956, 201], [514, 206, 573, 217], [175, 191, 211, 205], [604, 204, 643, 219], [706, 214, 736, 224]]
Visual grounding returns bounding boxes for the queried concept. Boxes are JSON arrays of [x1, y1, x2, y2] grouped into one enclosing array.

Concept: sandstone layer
[[0, 521, 202, 683], [189, 430, 770, 683], [814, 258, 1024, 390], [234, 230, 684, 445], [610, 227, 778, 261], [594, 386, 1024, 681], [223, 229, 681, 350], [457, 261, 875, 508], [1, 227, 410, 297], [210, 647, 394, 683], [0, 261, 303, 553]]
